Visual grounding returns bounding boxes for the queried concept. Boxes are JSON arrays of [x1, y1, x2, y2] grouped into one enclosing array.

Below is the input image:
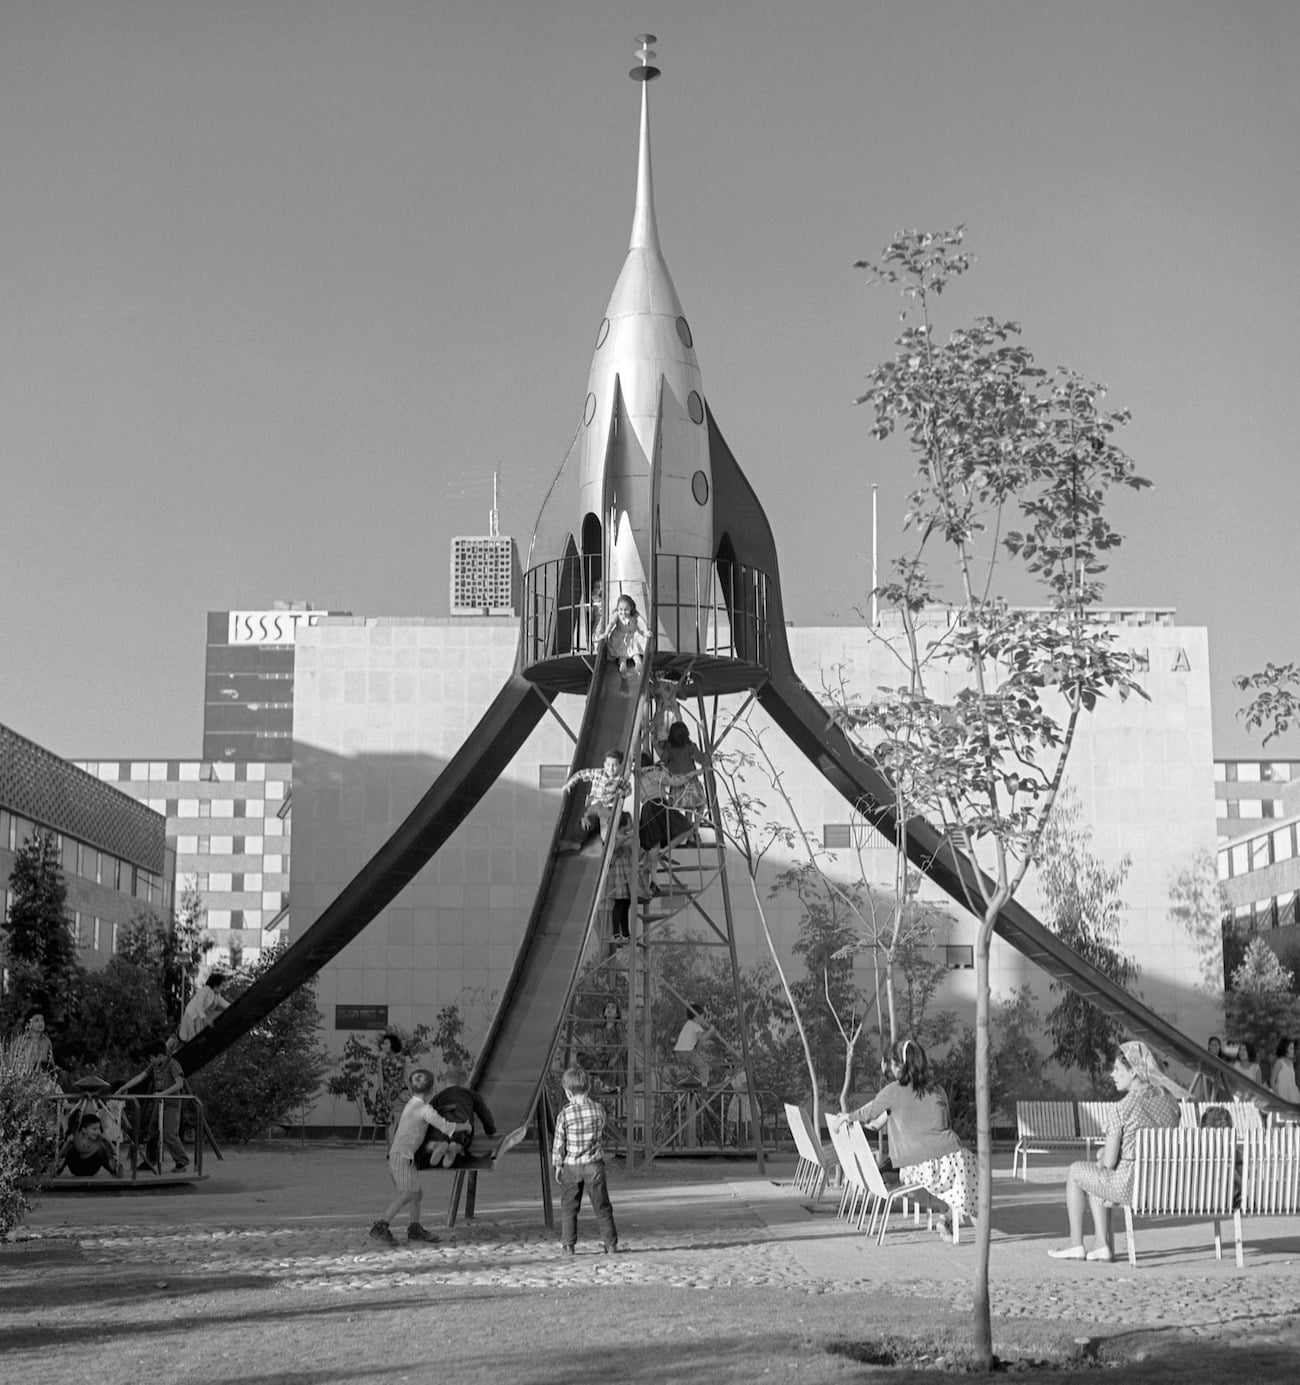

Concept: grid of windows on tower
[[450, 537, 515, 614]]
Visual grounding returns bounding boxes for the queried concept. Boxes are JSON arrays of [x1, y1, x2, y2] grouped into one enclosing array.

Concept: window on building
[[1238, 763, 1262, 783], [1256, 898, 1279, 930], [1274, 826, 1295, 863], [1217, 851, 1230, 882], [1230, 843, 1249, 878], [1224, 763, 1239, 783], [823, 824, 852, 849], [538, 766, 569, 790], [946, 945, 974, 970], [1240, 800, 1264, 820], [111, 921, 120, 954], [198, 801, 212, 819], [92, 917, 101, 950], [1214, 763, 1227, 783], [1250, 835, 1272, 871]]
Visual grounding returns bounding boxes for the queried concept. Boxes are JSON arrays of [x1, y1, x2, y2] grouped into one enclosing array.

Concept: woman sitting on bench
[[1047, 1040, 1185, 1263]]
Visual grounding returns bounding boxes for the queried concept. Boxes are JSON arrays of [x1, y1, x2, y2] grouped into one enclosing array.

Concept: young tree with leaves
[[1225, 937, 1300, 1069], [1168, 850, 1231, 997], [1035, 789, 1140, 1087], [838, 227, 1148, 1366], [1, 829, 83, 1030]]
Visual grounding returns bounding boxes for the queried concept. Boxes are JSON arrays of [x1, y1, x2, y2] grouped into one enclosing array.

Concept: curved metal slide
[[758, 665, 1280, 1107], [467, 654, 649, 1146], [178, 672, 555, 1075]]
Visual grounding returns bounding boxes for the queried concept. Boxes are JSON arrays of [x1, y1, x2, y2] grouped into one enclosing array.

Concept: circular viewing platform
[[520, 554, 773, 697]]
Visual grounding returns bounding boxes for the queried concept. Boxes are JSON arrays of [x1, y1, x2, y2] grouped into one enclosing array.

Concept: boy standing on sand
[[551, 1065, 620, 1255]]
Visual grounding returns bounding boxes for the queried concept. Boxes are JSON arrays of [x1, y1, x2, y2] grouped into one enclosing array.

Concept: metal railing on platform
[[42, 1091, 206, 1183], [521, 554, 771, 667]]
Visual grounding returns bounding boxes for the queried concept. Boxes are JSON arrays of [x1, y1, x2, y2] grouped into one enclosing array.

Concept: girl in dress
[[835, 1038, 977, 1241], [603, 595, 650, 678]]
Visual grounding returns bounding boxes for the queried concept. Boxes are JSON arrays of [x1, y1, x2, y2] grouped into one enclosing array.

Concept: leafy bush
[[188, 951, 330, 1142], [326, 1010, 475, 1135], [933, 987, 1048, 1142], [62, 957, 172, 1086], [0, 1037, 55, 1239]]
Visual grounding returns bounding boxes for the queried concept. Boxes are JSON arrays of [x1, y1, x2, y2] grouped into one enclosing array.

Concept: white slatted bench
[[1178, 1099, 1265, 1133], [1241, 1123, 1300, 1234], [1122, 1126, 1240, 1266], [1076, 1100, 1112, 1158], [1012, 1101, 1082, 1179]]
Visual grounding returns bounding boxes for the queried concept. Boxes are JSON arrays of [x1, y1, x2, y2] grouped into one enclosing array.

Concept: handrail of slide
[[469, 650, 653, 1142], [757, 665, 1298, 1116], [178, 672, 554, 1075]]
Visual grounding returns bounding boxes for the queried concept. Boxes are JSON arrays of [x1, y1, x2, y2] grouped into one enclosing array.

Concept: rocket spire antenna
[[629, 34, 661, 253]]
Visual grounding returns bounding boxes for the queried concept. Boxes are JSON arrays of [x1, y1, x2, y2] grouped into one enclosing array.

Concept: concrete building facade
[[289, 607, 1220, 1126], [74, 758, 291, 970], [2, 723, 171, 968]]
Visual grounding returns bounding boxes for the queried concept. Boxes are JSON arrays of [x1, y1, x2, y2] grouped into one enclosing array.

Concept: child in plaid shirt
[[551, 1065, 620, 1254], [559, 749, 628, 851]]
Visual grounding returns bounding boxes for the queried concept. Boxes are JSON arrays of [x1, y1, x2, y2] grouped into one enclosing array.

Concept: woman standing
[[834, 1038, 977, 1240], [1047, 1040, 1185, 1262], [1270, 1036, 1300, 1104], [374, 1033, 407, 1147]]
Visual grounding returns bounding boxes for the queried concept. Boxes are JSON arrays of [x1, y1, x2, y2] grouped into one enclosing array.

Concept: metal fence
[[521, 554, 772, 667]]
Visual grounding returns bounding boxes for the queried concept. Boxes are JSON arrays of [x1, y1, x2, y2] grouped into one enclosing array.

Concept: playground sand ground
[[4, 1142, 1300, 1383]]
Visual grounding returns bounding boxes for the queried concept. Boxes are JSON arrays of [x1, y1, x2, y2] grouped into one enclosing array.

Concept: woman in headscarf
[[1048, 1040, 1186, 1262]]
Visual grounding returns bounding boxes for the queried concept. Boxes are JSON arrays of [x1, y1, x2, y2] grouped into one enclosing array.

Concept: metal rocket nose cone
[[630, 36, 661, 254]]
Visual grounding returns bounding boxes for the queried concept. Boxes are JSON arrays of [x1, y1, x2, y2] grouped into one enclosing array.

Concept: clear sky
[[3, 1, 1298, 759]]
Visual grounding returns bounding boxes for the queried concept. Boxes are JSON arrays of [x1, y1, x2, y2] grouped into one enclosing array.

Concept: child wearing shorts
[[369, 1068, 471, 1245]]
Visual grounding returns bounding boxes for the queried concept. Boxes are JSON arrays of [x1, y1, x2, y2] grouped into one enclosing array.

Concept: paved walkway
[[12, 1141, 1300, 1345]]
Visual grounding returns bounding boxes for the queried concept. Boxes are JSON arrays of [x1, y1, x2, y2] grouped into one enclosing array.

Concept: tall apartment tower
[[203, 602, 344, 762], [450, 473, 519, 616]]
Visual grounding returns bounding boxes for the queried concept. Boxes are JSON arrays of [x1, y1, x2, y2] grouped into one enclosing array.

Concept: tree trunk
[[972, 907, 999, 1371], [747, 873, 821, 1134]]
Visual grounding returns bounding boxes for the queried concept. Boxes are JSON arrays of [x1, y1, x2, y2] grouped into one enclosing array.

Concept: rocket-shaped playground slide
[[178, 36, 1272, 1125], [465, 653, 649, 1148]]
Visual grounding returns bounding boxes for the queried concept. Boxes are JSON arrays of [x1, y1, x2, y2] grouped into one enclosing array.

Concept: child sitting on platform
[[419, 1066, 498, 1169], [55, 1112, 121, 1179]]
